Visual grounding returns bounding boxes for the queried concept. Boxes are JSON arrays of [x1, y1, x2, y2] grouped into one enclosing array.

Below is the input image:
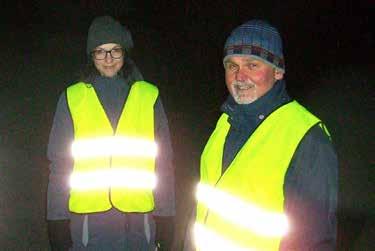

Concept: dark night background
[[0, 1, 373, 250]]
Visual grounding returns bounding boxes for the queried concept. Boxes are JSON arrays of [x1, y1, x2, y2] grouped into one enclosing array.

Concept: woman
[[47, 16, 175, 251]]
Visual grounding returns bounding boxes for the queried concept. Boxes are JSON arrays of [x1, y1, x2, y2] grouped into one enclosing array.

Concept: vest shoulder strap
[[66, 82, 92, 109], [131, 81, 159, 96]]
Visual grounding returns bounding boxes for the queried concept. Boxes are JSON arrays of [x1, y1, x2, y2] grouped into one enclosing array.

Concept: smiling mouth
[[235, 84, 255, 91]]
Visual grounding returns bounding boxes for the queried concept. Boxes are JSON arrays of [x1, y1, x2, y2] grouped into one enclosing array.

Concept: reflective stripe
[[82, 215, 88, 246], [71, 136, 157, 159], [194, 223, 254, 251], [69, 168, 157, 190], [144, 214, 151, 243], [196, 183, 289, 237]]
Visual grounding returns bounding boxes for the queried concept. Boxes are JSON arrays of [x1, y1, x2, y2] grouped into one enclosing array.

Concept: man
[[188, 20, 338, 250], [47, 16, 175, 250]]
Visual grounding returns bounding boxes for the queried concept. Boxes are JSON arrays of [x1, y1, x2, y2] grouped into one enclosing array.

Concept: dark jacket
[[47, 66, 175, 250], [221, 80, 338, 251]]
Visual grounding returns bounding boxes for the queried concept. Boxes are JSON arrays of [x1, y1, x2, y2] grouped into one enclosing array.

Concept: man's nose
[[235, 68, 247, 81]]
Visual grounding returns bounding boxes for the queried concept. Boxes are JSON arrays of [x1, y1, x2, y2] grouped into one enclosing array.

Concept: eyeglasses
[[91, 47, 124, 60]]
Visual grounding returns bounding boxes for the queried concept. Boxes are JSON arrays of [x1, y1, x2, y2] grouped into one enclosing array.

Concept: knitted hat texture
[[223, 20, 285, 72], [86, 16, 133, 55]]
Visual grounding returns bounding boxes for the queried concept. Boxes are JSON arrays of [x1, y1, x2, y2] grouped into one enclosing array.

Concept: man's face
[[224, 56, 284, 104], [92, 43, 124, 78]]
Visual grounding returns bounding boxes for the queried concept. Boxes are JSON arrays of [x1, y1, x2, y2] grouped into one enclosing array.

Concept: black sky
[[1, 1, 374, 89]]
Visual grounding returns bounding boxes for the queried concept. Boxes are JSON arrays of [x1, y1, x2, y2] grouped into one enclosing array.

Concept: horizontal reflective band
[[194, 223, 254, 251], [70, 168, 157, 190], [71, 137, 157, 159], [196, 183, 289, 237]]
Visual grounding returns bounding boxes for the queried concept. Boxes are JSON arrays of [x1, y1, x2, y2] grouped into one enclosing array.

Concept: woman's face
[[91, 43, 124, 77]]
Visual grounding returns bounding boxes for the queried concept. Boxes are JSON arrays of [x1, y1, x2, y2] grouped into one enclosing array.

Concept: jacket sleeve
[[46, 91, 74, 220], [280, 124, 338, 251], [152, 97, 176, 217]]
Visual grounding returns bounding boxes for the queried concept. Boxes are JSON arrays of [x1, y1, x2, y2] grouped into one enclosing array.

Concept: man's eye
[[226, 64, 237, 71], [248, 63, 258, 69]]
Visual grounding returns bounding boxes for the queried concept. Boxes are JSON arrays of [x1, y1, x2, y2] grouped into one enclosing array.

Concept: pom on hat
[[86, 16, 133, 55], [223, 20, 285, 73]]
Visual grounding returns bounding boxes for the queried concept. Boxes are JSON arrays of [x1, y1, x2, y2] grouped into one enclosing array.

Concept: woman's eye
[[94, 50, 106, 56], [112, 48, 122, 53]]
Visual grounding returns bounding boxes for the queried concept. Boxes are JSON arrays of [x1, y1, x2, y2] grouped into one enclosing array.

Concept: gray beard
[[231, 80, 257, 104]]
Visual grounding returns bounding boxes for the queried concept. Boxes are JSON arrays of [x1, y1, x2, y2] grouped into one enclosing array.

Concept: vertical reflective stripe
[[82, 215, 89, 247], [144, 214, 151, 243]]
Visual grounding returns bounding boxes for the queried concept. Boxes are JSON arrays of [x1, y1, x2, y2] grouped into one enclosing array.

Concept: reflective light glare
[[194, 223, 254, 251], [69, 168, 157, 190], [71, 137, 157, 159], [196, 183, 289, 237]]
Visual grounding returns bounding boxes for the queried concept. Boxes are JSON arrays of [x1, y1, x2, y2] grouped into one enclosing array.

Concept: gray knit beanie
[[86, 16, 133, 55], [223, 20, 285, 73]]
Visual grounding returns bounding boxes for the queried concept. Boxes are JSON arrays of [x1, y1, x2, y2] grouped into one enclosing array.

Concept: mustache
[[232, 80, 255, 88]]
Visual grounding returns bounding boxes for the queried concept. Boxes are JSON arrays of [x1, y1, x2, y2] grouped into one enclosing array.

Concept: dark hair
[[78, 54, 140, 85]]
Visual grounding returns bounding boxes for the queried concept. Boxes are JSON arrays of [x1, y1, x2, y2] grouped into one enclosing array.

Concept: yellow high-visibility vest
[[196, 101, 327, 251], [67, 81, 159, 214]]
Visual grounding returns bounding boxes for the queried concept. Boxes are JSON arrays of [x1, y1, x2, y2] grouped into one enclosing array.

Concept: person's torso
[[66, 81, 159, 214], [196, 100, 321, 251]]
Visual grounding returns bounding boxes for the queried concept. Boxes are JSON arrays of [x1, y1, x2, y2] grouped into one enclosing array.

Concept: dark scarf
[[92, 75, 130, 130], [221, 80, 291, 173]]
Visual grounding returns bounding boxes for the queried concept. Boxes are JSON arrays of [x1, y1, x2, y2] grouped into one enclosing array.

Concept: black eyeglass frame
[[91, 47, 124, 60]]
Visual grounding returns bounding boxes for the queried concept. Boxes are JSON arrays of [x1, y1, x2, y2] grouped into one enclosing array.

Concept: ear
[[274, 69, 284, 80]]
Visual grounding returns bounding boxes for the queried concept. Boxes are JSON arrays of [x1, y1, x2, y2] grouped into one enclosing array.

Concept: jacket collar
[[221, 80, 291, 130]]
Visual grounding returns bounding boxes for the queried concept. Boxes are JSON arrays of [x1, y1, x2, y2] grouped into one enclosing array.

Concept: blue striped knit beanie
[[223, 20, 285, 73]]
